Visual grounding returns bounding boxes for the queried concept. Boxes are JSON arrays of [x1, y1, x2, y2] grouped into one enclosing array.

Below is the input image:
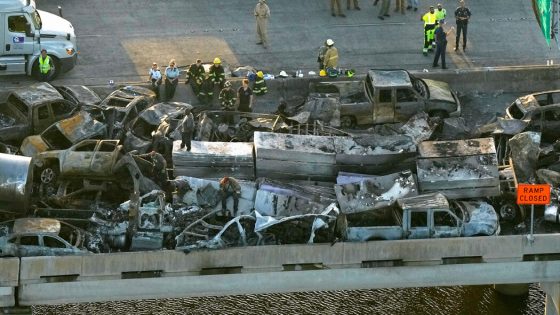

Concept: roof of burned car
[[397, 193, 449, 210], [12, 83, 65, 108], [138, 102, 193, 125], [368, 69, 412, 88], [55, 85, 102, 105], [13, 218, 61, 235]]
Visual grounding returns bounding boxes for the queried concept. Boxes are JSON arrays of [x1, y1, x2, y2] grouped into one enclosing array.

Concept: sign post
[[516, 183, 551, 243]]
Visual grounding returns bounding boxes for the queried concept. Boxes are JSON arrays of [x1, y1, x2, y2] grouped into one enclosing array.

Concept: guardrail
[[12, 234, 560, 305]]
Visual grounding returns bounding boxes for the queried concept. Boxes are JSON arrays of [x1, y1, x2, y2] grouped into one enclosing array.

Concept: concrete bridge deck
[[1, 234, 560, 314]]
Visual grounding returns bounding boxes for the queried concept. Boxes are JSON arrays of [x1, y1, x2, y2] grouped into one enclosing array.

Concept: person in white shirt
[[164, 59, 180, 101], [148, 62, 162, 100]]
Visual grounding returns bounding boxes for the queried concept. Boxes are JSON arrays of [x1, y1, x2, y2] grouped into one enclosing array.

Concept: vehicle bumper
[[60, 53, 78, 73]]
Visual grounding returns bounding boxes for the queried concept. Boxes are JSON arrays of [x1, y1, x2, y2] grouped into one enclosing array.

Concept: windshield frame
[[29, 9, 42, 30]]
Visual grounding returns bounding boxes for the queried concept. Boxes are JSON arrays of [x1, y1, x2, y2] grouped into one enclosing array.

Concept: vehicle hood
[[20, 135, 49, 157], [455, 200, 499, 236], [123, 131, 151, 154], [37, 10, 75, 37], [58, 85, 101, 106], [424, 79, 456, 103]]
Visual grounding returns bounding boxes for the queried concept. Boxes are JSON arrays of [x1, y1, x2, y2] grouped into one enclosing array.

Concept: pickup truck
[[309, 69, 461, 128], [0, 83, 77, 143], [340, 193, 500, 241]]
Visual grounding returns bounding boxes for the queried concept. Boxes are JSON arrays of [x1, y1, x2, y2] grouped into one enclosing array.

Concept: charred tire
[[429, 110, 448, 119], [499, 200, 525, 223], [32, 55, 61, 81], [340, 116, 356, 129], [40, 165, 58, 184]]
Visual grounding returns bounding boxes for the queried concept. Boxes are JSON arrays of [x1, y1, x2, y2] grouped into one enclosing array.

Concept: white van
[[0, 0, 77, 80]]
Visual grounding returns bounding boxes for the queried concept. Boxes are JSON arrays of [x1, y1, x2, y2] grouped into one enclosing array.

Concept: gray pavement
[[1, 0, 559, 87]]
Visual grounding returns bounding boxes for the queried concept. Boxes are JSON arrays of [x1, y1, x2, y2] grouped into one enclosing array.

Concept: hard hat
[[224, 81, 231, 87], [326, 39, 334, 46], [278, 70, 288, 77], [319, 69, 327, 77], [214, 57, 221, 64], [257, 71, 264, 78]]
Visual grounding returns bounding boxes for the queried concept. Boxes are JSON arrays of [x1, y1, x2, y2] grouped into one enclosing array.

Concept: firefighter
[[219, 81, 237, 111], [138, 150, 168, 189], [323, 39, 339, 71], [422, 6, 437, 56], [219, 176, 241, 217], [185, 59, 205, 96], [253, 71, 268, 96], [208, 58, 225, 89], [198, 75, 214, 106]]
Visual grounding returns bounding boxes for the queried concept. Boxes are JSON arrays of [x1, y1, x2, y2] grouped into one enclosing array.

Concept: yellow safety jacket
[[39, 56, 51, 74], [422, 12, 436, 26]]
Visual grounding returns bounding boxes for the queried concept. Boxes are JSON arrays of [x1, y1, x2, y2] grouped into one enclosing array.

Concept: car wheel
[[40, 167, 57, 184], [499, 201, 525, 223], [340, 116, 355, 129], [32, 55, 61, 81]]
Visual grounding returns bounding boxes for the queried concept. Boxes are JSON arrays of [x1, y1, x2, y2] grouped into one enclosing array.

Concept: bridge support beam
[[542, 282, 560, 315]]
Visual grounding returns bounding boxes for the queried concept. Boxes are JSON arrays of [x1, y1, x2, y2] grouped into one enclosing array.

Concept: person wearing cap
[[331, 0, 346, 17], [254, 0, 270, 48], [253, 71, 268, 96], [219, 81, 237, 111], [164, 59, 180, 101], [377, 0, 390, 20], [209, 58, 225, 89], [38, 49, 52, 82], [237, 79, 254, 113], [433, 20, 454, 69], [323, 39, 339, 71], [179, 109, 195, 152], [185, 59, 205, 96], [152, 115, 171, 154], [148, 62, 162, 100], [454, 0, 471, 51], [347, 0, 360, 10], [435, 3, 446, 23], [219, 176, 241, 217], [317, 40, 329, 71], [421, 6, 437, 55]]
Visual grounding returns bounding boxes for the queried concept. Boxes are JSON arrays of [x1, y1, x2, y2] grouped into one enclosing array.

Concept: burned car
[[0, 83, 78, 143], [100, 86, 156, 139], [20, 111, 107, 157], [340, 193, 500, 241], [196, 110, 289, 142], [123, 102, 193, 154], [503, 91, 560, 142], [308, 69, 461, 128], [0, 218, 89, 257], [55, 85, 104, 121]]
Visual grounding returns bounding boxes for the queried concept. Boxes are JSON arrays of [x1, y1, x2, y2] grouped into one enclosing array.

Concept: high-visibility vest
[[253, 78, 267, 95], [435, 9, 446, 21], [422, 12, 436, 26], [39, 56, 51, 74]]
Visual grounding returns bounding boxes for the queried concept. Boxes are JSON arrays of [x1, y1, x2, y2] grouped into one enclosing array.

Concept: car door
[[60, 140, 98, 176], [4, 13, 35, 55], [406, 210, 430, 239], [42, 235, 76, 256], [539, 107, 560, 142], [372, 88, 395, 124], [90, 141, 119, 175], [32, 103, 54, 134], [394, 87, 422, 122], [432, 209, 461, 238], [16, 235, 43, 257]]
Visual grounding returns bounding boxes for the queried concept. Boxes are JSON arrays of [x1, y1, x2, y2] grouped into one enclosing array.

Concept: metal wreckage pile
[[0, 82, 559, 256]]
